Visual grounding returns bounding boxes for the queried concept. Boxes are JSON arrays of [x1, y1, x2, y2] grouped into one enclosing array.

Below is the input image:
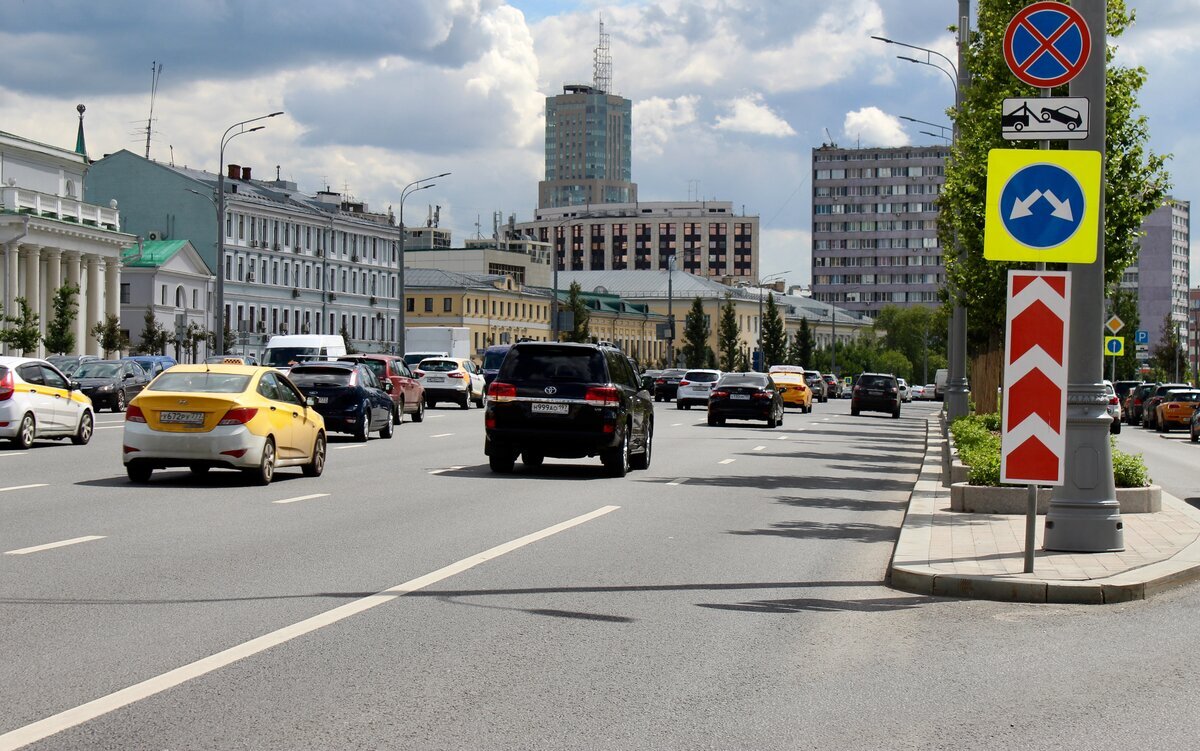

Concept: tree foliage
[[1151, 313, 1186, 382], [562, 282, 591, 343], [789, 318, 814, 367], [761, 293, 787, 369], [185, 322, 209, 363], [681, 297, 712, 368], [136, 306, 170, 355], [717, 294, 740, 371], [43, 284, 80, 355], [91, 314, 128, 357], [872, 305, 945, 385], [2, 297, 42, 354]]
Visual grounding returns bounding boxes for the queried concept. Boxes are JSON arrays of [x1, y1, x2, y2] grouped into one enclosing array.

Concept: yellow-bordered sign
[[1104, 336, 1124, 356], [984, 148, 1102, 263]]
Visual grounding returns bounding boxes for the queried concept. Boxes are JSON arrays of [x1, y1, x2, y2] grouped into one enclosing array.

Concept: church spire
[[74, 103, 87, 159]]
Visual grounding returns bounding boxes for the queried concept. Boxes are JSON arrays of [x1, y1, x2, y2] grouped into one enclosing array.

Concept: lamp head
[[870, 35, 894, 44]]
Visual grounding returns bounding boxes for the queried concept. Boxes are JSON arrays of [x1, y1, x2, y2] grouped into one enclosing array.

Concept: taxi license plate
[[531, 402, 568, 415], [159, 411, 204, 425], [731, 394, 751, 401], [426, 376, 445, 383]]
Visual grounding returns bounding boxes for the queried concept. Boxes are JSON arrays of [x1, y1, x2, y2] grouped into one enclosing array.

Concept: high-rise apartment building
[[810, 144, 949, 318], [1120, 196, 1190, 351], [537, 20, 636, 209]]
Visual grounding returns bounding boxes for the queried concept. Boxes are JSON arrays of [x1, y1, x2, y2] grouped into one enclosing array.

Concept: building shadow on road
[[697, 595, 928, 614], [670, 474, 913, 493], [728, 520, 898, 543], [775, 495, 909, 512]]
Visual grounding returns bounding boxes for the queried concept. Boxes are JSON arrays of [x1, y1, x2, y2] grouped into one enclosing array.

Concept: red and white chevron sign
[[1001, 270, 1071, 486]]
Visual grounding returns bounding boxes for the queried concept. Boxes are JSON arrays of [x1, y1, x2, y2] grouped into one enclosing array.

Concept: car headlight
[[98, 384, 114, 392]]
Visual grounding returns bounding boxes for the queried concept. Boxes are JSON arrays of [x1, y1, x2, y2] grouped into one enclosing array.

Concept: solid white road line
[[331, 445, 366, 451], [0, 505, 620, 751], [271, 493, 330, 505], [5, 535, 106, 556], [666, 477, 688, 486], [0, 484, 48, 493], [430, 433, 454, 438], [429, 466, 465, 475], [672, 423, 683, 427], [0, 453, 24, 459], [94, 426, 123, 431], [753, 446, 766, 451], [719, 458, 736, 465]]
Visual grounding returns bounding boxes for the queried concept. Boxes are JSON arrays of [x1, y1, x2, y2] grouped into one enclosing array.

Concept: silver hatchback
[[676, 369, 722, 410]]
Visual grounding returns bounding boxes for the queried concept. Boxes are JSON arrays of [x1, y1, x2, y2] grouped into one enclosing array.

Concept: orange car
[[1156, 390, 1200, 433]]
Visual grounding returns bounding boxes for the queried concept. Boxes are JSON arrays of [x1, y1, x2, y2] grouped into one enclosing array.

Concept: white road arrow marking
[[1042, 190, 1073, 221], [1009, 190, 1042, 220]]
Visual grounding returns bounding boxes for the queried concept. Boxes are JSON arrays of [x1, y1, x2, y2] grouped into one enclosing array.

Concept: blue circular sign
[[999, 163, 1086, 249], [1106, 338, 1122, 355]]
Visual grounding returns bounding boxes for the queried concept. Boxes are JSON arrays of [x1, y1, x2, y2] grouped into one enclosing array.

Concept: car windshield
[[148, 372, 251, 393], [500, 347, 607, 383], [684, 371, 719, 382], [420, 360, 460, 373], [350, 360, 386, 380], [288, 367, 354, 388], [74, 362, 122, 379], [858, 375, 895, 389], [264, 347, 320, 367], [1167, 392, 1200, 402], [483, 350, 509, 369], [719, 375, 768, 388], [1155, 384, 1189, 397]]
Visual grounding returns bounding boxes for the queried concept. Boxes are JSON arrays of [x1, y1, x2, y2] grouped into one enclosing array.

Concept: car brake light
[[679, 380, 691, 387], [414, 370, 425, 378], [655, 378, 665, 384], [1109, 396, 1119, 405], [488, 382, 516, 402], [711, 390, 728, 399], [448, 372, 465, 379], [218, 407, 257, 426], [125, 405, 146, 423], [0, 372, 12, 401], [584, 386, 620, 407], [752, 391, 771, 400]]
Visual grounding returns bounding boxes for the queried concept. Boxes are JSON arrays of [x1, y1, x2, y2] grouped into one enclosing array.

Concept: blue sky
[[0, 0, 1192, 287]]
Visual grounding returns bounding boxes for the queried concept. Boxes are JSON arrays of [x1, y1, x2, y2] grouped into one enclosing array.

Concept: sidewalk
[[889, 417, 1200, 604]]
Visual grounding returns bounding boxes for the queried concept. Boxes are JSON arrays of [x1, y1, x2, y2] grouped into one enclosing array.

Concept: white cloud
[[633, 95, 700, 157], [760, 228, 813, 288], [842, 107, 909, 148], [714, 94, 796, 137]]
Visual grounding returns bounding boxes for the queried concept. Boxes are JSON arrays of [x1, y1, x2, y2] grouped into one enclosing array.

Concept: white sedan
[[909, 384, 927, 401]]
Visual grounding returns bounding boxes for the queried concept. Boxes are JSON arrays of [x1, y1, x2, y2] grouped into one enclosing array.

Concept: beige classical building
[[1, 124, 134, 357]]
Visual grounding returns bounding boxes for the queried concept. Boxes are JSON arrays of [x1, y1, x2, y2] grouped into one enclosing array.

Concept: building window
[[424, 297, 434, 312], [120, 283, 131, 304], [406, 297, 414, 312], [443, 297, 452, 313]]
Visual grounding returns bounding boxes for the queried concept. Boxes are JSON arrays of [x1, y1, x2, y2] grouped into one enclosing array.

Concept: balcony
[[1, 186, 121, 231]]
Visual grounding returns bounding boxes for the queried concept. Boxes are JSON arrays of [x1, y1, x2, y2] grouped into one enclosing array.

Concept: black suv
[[484, 342, 653, 476], [851, 372, 901, 418]]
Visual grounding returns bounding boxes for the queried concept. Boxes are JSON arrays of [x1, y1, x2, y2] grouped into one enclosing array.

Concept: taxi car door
[[275, 375, 319, 458], [256, 372, 297, 459], [40, 363, 81, 432], [466, 360, 485, 398], [15, 363, 59, 431]]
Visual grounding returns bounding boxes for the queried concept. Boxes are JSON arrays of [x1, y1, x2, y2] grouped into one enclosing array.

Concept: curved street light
[[213, 111, 283, 355], [396, 172, 450, 356], [756, 271, 790, 371]]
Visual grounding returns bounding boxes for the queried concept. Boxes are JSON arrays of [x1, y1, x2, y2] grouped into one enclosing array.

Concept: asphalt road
[[1115, 419, 1200, 505], [2, 397, 1199, 750]]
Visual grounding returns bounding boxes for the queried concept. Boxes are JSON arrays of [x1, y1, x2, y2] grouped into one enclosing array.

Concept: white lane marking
[[272, 493, 330, 505], [719, 458, 736, 465], [753, 446, 766, 452], [5, 535, 106, 556], [0, 505, 620, 751], [666, 477, 688, 486], [0, 453, 24, 459], [777, 435, 789, 440], [821, 418, 830, 422], [0, 484, 48, 493], [430, 433, 454, 438], [94, 426, 123, 431], [429, 466, 465, 475], [331, 445, 366, 451], [672, 423, 683, 427]]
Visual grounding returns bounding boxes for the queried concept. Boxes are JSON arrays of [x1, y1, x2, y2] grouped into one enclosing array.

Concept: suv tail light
[[414, 370, 425, 378], [218, 407, 258, 426], [488, 382, 516, 402], [448, 372, 465, 379], [1109, 395, 1119, 405], [0, 369, 12, 402], [584, 386, 620, 407], [125, 405, 146, 423], [679, 380, 691, 387]]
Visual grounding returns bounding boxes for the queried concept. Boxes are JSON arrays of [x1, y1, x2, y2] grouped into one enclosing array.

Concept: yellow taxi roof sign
[[983, 148, 1102, 263]]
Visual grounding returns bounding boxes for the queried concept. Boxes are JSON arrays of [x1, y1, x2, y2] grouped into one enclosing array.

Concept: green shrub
[[1111, 439, 1151, 488]]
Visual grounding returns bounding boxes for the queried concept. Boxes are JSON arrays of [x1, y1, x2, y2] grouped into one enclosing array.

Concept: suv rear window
[[719, 374, 768, 388], [288, 367, 354, 388], [500, 346, 607, 384], [684, 371, 719, 382], [419, 360, 460, 372], [857, 374, 896, 389]]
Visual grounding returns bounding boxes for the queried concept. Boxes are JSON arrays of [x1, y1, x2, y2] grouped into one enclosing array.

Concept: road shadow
[[668, 474, 913, 493], [433, 462, 615, 481], [729, 520, 898, 543], [73, 469, 313, 489], [697, 595, 928, 614], [775, 495, 909, 512]]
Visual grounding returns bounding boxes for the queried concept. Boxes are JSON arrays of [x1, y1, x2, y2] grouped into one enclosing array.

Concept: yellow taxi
[[1156, 389, 1200, 433], [122, 364, 326, 485], [768, 366, 813, 413]]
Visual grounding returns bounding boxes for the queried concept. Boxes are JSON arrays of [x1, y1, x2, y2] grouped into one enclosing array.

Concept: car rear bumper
[[122, 422, 266, 469], [485, 427, 620, 458], [709, 402, 774, 420], [853, 397, 899, 413]]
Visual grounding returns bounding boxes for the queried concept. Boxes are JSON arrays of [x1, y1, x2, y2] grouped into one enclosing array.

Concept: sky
[[0, 0, 1194, 289]]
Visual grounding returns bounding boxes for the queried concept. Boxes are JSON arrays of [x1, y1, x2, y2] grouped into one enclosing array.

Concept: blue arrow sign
[[1135, 329, 1149, 345], [1105, 337, 1123, 355], [999, 163, 1086, 248]]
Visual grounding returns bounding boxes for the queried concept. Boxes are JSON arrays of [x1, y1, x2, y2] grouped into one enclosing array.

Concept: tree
[[563, 281, 591, 343], [185, 323, 209, 363], [43, 284, 80, 355], [792, 318, 814, 367], [1107, 288, 1140, 380], [136, 306, 170, 355], [876, 349, 913, 382], [91, 314, 128, 357], [761, 293, 787, 369], [872, 305, 945, 385], [340, 323, 358, 354], [221, 315, 237, 355], [939, 0, 1170, 409], [1151, 313, 1186, 382], [717, 293, 740, 371], [1, 297, 41, 355], [734, 345, 750, 372], [681, 297, 711, 368]]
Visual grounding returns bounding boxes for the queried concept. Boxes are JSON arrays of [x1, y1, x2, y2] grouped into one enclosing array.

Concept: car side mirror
[[306, 395, 316, 407], [69, 379, 80, 391], [383, 381, 393, 392], [123, 372, 135, 379]]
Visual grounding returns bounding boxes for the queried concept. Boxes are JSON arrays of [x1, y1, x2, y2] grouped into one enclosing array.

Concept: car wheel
[[1159, 421, 1168, 434], [126, 462, 152, 483], [394, 400, 404, 425], [474, 392, 485, 408], [71, 411, 94, 446], [412, 398, 425, 422], [766, 412, 777, 429], [631, 423, 652, 471], [602, 428, 630, 478], [1192, 428, 1199, 443], [353, 403, 370, 443], [245, 438, 276, 486], [12, 413, 35, 449], [851, 406, 860, 416], [425, 396, 436, 408], [676, 401, 684, 410], [114, 390, 126, 413], [380, 411, 394, 439], [489, 449, 515, 473], [302, 433, 327, 477], [1111, 419, 1121, 435], [522, 452, 544, 469], [893, 407, 901, 419], [189, 464, 210, 476], [460, 392, 470, 410], [707, 413, 717, 426]]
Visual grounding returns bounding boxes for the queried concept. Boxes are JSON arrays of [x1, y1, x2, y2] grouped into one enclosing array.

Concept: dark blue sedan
[[287, 362, 394, 442]]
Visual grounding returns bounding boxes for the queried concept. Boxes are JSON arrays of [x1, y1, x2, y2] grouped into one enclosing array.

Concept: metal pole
[[945, 0, 971, 421], [551, 225, 560, 341], [1045, 0, 1123, 552], [395, 173, 448, 357], [667, 255, 675, 366]]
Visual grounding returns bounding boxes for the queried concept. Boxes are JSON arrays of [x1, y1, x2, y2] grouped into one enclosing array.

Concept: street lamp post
[[665, 249, 700, 367], [899, 115, 952, 143], [755, 271, 789, 371], [396, 172, 450, 357], [213, 111, 283, 356]]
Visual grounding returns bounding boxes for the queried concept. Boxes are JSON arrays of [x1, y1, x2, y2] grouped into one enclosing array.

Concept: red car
[[338, 355, 426, 423]]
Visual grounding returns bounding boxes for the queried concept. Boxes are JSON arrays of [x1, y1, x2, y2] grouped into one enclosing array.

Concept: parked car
[[640, 369, 662, 395], [1156, 389, 1200, 433], [1112, 380, 1142, 408], [1125, 382, 1158, 425], [707, 372, 785, 427], [653, 369, 687, 402], [484, 342, 653, 476], [897, 378, 911, 403], [122, 364, 325, 484], [287, 362, 395, 442], [822, 374, 841, 399], [72, 359, 151, 412], [1141, 383, 1191, 431], [769, 370, 813, 413], [910, 384, 927, 401], [851, 372, 901, 418], [481, 344, 513, 387], [339, 354, 425, 423], [123, 354, 177, 378], [804, 370, 828, 403], [415, 357, 485, 409], [45, 354, 99, 375], [0, 356, 95, 449], [676, 369, 722, 410], [923, 383, 937, 400], [1103, 380, 1122, 435]]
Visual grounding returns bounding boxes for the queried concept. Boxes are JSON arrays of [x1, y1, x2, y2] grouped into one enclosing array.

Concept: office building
[[1120, 196, 1190, 352], [810, 144, 949, 318]]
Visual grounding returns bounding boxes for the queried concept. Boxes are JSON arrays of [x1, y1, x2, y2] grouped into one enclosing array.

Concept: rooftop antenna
[[474, 214, 483, 239], [593, 13, 612, 93], [169, 144, 175, 167], [823, 127, 836, 147], [144, 61, 163, 159]]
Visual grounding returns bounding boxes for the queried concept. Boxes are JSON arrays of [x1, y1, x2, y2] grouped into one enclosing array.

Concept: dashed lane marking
[[753, 446, 766, 451], [0, 484, 48, 493], [666, 478, 688, 486], [272, 493, 330, 505], [0, 505, 620, 750], [5, 535, 106, 556], [0, 453, 25, 459], [429, 466, 466, 475], [777, 435, 789, 440], [95, 426, 123, 431], [430, 433, 454, 438], [331, 445, 366, 451], [719, 458, 736, 465]]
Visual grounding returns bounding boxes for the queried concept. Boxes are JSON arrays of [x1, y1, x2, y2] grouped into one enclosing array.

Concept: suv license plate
[[426, 376, 444, 383], [160, 411, 204, 425], [531, 402, 569, 415]]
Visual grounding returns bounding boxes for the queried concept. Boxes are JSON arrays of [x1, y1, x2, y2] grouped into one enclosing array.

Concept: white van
[[263, 335, 347, 373], [934, 368, 949, 401]]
